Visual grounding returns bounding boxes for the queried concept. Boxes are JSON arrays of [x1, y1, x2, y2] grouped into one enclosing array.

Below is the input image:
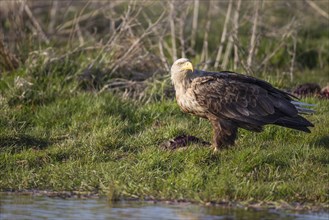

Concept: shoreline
[[1, 190, 328, 213]]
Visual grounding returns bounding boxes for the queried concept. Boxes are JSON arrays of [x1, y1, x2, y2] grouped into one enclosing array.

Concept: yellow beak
[[181, 62, 194, 72]]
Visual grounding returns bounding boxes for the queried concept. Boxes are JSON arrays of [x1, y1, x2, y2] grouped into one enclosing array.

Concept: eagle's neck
[[172, 70, 196, 95]]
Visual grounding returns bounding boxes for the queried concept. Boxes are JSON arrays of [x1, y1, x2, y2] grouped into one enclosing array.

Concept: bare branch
[[289, 34, 297, 81], [214, 0, 233, 69], [159, 38, 170, 72], [169, 1, 177, 61], [48, 0, 58, 33], [109, 11, 166, 75], [142, 11, 170, 71], [0, 35, 19, 72], [56, 3, 118, 31], [305, 0, 329, 20], [201, 0, 214, 70], [247, 0, 261, 72], [233, 0, 241, 71], [222, 35, 233, 70], [191, 0, 199, 51], [23, 3, 49, 44], [256, 19, 296, 71], [257, 41, 285, 72], [178, 4, 189, 58]]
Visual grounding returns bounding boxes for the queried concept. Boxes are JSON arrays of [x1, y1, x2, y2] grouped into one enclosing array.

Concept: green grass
[[1, 1, 328, 208], [0, 71, 328, 206]]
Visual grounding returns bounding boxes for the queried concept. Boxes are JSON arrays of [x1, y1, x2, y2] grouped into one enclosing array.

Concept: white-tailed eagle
[[171, 58, 314, 151]]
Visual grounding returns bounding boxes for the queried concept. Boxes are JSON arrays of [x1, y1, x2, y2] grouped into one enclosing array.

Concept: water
[[0, 194, 328, 220]]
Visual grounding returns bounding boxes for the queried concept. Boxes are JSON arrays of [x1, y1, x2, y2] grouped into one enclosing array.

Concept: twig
[[91, 4, 138, 68], [178, 4, 189, 58], [233, 0, 241, 71], [247, 0, 260, 72], [256, 19, 296, 71], [169, 1, 177, 61], [142, 11, 170, 71], [191, 0, 199, 51], [240, 59, 254, 76], [305, 0, 329, 20], [222, 35, 233, 70], [0, 35, 19, 72], [76, 23, 84, 46], [48, 45, 103, 63], [158, 37, 170, 71], [48, 0, 58, 33], [68, 1, 90, 47], [256, 40, 286, 71], [200, 0, 214, 70], [109, 11, 166, 75], [214, 0, 233, 69], [289, 34, 297, 82], [56, 3, 118, 31], [23, 3, 49, 44]]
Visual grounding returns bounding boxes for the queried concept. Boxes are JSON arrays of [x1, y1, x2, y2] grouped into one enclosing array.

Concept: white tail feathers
[[291, 101, 316, 114]]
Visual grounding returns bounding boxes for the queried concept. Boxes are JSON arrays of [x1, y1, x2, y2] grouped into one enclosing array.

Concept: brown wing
[[191, 73, 313, 132]]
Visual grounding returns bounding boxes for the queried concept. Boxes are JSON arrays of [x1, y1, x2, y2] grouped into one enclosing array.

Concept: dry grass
[[0, 0, 328, 75]]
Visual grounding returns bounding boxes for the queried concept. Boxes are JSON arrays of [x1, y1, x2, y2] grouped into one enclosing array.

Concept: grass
[[0, 1, 328, 210], [0, 69, 328, 206]]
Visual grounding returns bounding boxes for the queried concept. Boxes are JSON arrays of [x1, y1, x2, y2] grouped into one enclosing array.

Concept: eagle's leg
[[210, 119, 237, 151]]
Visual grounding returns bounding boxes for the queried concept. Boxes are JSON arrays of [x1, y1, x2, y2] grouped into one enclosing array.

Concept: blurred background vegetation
[[0, 0, 328, 103]]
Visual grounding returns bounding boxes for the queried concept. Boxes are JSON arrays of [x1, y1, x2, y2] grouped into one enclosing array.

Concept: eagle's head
[[171, 58, 194, 87]]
